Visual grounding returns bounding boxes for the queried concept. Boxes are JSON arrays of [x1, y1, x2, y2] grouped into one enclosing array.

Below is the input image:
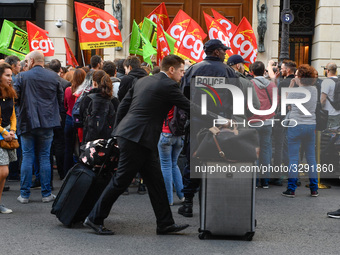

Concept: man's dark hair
[[123, 56, 141, 69], [90, 55, 102, 69], [4, 55, 20, 66], [49, 59, 62, 73], [151, 66, 161, 75], [116, 58, 125, 73], [103, 61, 116, 77], [283, 60, 296, 69], [161, 55, 185, 71], [252, 61, 265, 76]]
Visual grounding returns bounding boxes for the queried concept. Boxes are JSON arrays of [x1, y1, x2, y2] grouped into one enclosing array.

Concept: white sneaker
[[0, 204, 13, 214], [42, 194, 56, 203], [17, 195, 29, 204]]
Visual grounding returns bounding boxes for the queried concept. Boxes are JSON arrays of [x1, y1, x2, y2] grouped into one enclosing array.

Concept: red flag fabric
[[74, 2, 122, 50], [176, 19, 207, 63], [26, 21, 54, 56], [166, 10, 193, 49], [203, 12, 232, 51], [156, 22, 171, 66], [147, 2, 170, 31], [64, 38, 79, 67], [167, 9, 207, 62], [230, 17, 257, 69], [211, 9, 237, 41]]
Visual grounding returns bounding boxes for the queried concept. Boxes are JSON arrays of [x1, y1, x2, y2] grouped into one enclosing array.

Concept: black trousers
[[88, 137, 175, 228]]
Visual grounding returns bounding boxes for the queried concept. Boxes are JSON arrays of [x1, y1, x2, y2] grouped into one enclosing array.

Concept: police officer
[[179, 39, 236, 217]]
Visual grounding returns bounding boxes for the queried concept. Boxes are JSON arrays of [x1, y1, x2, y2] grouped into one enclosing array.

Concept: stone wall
[[45, 0, 75, 65], [252, 0, 280, 65], [312, 0, 340, 76]]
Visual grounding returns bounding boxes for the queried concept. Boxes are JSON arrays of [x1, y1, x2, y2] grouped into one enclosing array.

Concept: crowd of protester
[[1, 38, 340, 227]]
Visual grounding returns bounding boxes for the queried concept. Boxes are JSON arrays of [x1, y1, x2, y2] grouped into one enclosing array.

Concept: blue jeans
[[287, 124, 318, 191], [158, 133, 184, 204], [254, 125, 273, 186], [20, 128, 54, 198]]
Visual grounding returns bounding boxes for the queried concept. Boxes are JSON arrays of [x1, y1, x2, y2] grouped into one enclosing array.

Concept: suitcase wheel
[[244, 232, 255, 241], [198, 231, 210, 240]]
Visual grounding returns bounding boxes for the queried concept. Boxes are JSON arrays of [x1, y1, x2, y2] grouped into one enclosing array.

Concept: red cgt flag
[[156, 22, 171, 66], [203, 12, 233, 55], [167, 9, 207, 63], [64, 38, 79, 67], [26, 21, 54, 56], [147, 2, 170, 31], [230, 17, 257, 70], [74, 1, 122, 50], [176, 19, 207, 63], [211, 9, 237, 41], [166, 10, 193, 50]]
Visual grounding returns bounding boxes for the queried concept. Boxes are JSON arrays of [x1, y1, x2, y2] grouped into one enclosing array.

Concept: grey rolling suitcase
[[199, 162, 256, 240]]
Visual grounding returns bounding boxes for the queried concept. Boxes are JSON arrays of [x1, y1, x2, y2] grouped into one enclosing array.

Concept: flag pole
[[122, 32, 132, 44], [81, 50, 85, 67]]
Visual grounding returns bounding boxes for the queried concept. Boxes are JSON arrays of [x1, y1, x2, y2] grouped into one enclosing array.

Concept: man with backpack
[[321, 62, 340, 128]]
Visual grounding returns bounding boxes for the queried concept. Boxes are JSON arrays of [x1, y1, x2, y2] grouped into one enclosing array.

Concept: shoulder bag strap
[[326, 77, 338, 104], [254, 78, 273, 105]]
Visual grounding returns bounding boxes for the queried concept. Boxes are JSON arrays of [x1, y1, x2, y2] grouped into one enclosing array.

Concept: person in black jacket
[[117, 56, 148, 194], [48, 59, 72, 180], [117, 56, 148, 101], [80, 70, 119, 144], [83, 55, 192, 235]]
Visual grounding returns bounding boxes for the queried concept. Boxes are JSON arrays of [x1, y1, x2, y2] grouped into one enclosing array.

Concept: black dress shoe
[[3, 186, 10, 192], [156, 224, 189, 235], [83, 217, 114, 235]]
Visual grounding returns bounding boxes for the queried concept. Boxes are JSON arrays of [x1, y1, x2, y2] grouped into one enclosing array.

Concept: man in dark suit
[[84, 55, 191, 235]]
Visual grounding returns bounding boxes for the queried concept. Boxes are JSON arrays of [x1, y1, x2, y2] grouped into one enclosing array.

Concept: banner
[[166, 10, 192, 49], [141, 17, 175, 54], [129, 20, 156, 66], [26, 21, 54, 56], [74, 2, 122, 50], [147, 2, 170, 31], [0, 20, 29, 60], [230, 17, 257, 70], [203, 12, 232, 55], [176, 19, 207, 63], [211, 9, 237, 41], [156, 22, 171, 66], [64, 38, 79, 67]]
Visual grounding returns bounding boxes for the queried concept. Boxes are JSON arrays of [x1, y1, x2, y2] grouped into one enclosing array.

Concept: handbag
[[194, 125, 259, 163], [0, 104, 19, 150], [316, 101, 328, 131], [79, 138, 119, 171]]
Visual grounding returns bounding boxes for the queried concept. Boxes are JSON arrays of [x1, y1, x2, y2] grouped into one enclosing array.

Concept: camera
[[55, 19, 62, 28]]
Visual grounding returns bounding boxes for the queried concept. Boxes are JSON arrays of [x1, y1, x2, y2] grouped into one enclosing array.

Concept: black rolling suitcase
[[198, 162, 256, 241], [51, 138, 118, 227]]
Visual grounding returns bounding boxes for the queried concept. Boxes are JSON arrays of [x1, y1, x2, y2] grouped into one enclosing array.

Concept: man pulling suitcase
[[83, 55, 191, 235]]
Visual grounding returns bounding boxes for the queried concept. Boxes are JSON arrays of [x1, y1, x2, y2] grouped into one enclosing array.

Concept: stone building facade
[[1, 0, 339, 76]]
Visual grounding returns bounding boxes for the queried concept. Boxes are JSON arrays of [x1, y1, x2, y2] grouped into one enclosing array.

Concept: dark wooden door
[[131, 0, 253, 34]]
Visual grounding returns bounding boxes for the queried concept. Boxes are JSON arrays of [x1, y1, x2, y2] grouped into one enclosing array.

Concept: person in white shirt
[[321, 62, 340, 128]]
